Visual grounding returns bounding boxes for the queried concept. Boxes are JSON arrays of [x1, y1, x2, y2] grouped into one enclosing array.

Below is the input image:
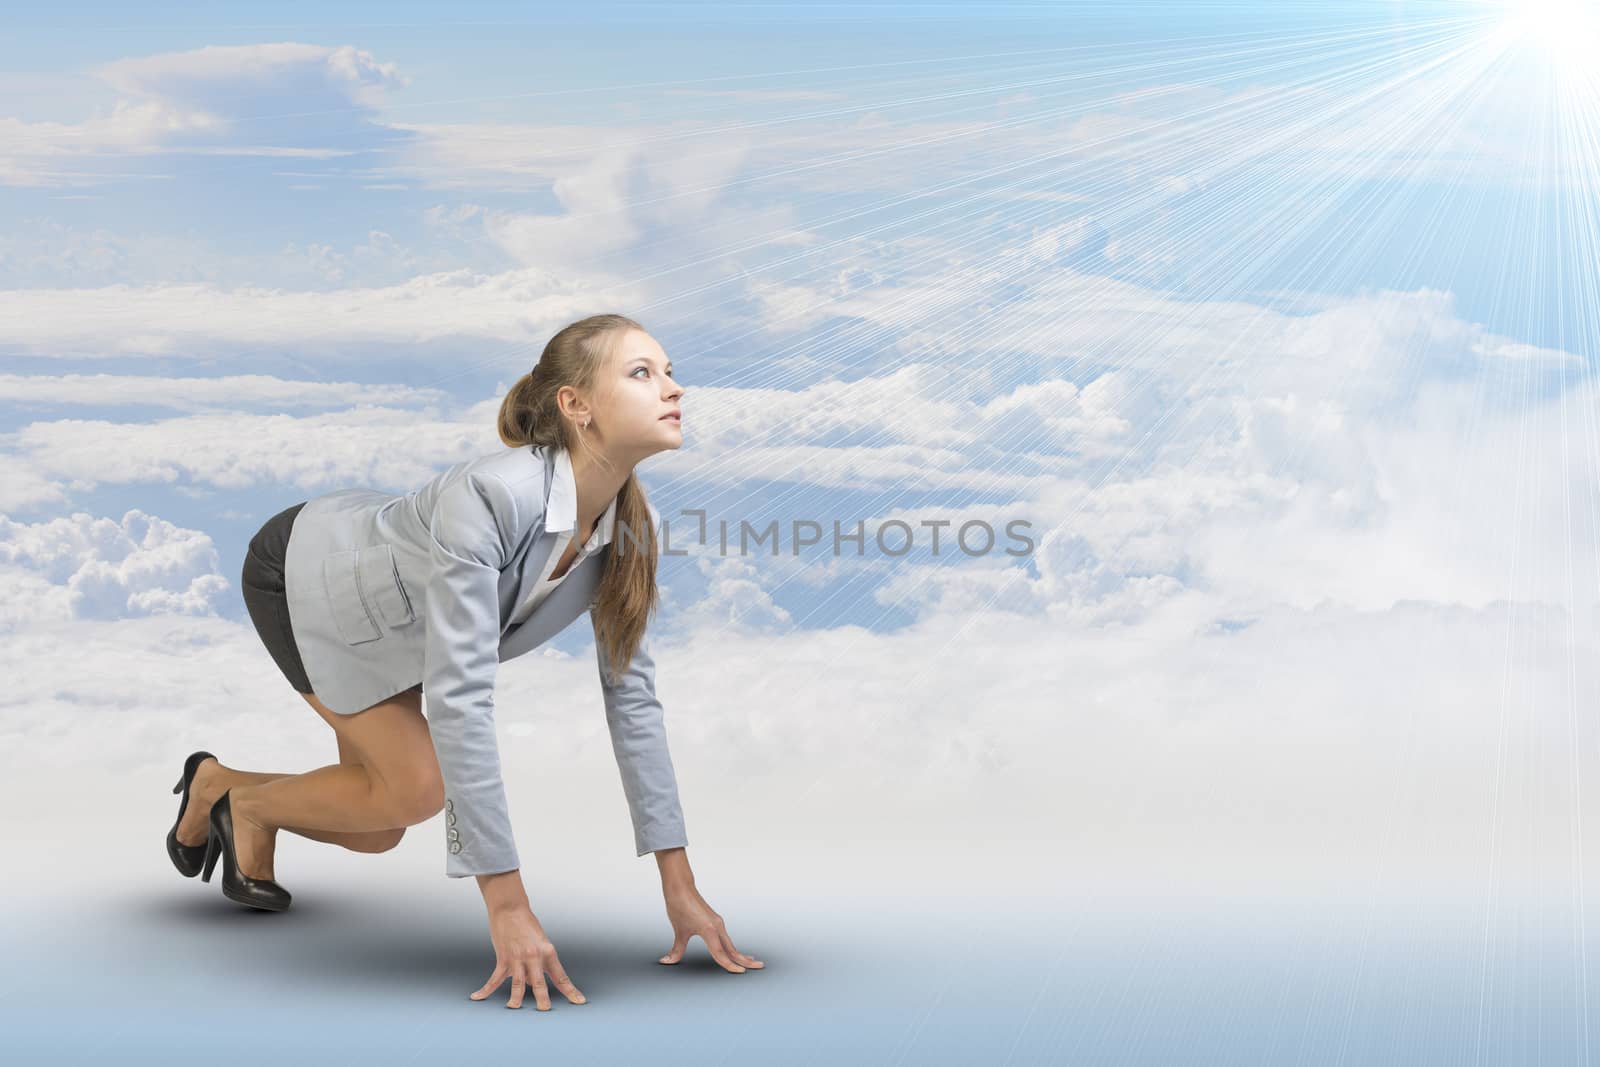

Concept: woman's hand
[[658, 882, 765, 972], [471, 901, 588, 1010]]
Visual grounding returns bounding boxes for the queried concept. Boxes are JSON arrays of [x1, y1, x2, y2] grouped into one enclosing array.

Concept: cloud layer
[[2, 22, 1594, 896]]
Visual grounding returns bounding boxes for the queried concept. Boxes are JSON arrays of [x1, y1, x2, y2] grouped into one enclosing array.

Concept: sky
[[4, 0, 1600, 1057]]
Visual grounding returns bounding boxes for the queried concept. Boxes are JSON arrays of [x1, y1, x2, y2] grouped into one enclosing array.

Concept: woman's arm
[[587, 556, 762, 974], [654, 846, 694, 893], [591, 612, 690, 859], [426, 470, 592, 1007], [423, 471, 524, 880]]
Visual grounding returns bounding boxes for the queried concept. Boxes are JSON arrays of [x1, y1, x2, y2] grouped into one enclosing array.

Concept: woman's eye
[[632, 367, 648, 378]]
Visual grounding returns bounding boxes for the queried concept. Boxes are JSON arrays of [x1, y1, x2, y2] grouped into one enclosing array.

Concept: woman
[[164, 313, 762, 1009]]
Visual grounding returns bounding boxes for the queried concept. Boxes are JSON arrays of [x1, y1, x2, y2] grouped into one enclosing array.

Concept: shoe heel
[[200, 833, 221, 883], [167, 750, 219, 880], [205, 789, 292, 912]]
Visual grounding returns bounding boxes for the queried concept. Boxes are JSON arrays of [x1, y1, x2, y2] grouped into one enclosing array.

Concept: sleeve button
[[450, 841, 462, 854]]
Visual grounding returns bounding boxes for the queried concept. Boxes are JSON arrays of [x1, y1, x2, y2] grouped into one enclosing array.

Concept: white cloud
[[677, 555, 793, 631], [0, 280, 1593, 889], [0, 464, 71, 513], [0, 509, 230, 629], [0, 372, 450, 412], [2, 402, 507, 502], [0, 100, 223, 187], [0, 266, 652, 356], [92, 42, 405, 113], [1, 25, 1595, 900], [2, 276, 1587, 631], [1, 565, 1592, 899], [0, 217, 466, 290], [0, 43, 407, 187]]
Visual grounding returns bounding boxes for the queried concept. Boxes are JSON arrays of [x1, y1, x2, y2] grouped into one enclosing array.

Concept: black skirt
[[241, 501, 314, 694]]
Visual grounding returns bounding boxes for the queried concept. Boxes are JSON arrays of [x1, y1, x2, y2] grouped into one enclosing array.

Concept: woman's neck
[[567, 446, 631, 539]]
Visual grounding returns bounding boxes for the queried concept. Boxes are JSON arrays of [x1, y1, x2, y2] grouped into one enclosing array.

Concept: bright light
[[1509, 0, 1600, 65]]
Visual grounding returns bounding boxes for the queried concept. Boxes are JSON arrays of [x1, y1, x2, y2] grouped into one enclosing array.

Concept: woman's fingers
[[471, 961, 509, 1001], [717, 923, 765, 968], [659, 921, 765, 971], [659, 930, 689, 964], [544, 951, 588, 1004], [529, 961, 552, 1011], [476, 959, 585, 1011], [701, 928, 746, 973], [475, 957, 583, 1010], [506, 967, 528, 1010]]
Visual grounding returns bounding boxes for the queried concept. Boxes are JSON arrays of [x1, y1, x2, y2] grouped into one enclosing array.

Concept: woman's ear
[[556, 384, 592, 426]]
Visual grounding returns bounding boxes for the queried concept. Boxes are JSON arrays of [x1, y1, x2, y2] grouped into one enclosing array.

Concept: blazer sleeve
[[592, 611, 689, 857], [423, 471, 522, 878]]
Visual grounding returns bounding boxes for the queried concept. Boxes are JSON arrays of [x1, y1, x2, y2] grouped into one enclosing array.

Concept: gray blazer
[[281, 443, 688, 878]]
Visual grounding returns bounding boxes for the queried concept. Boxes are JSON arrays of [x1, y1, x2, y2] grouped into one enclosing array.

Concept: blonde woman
[[165, 313, 762, 1009]]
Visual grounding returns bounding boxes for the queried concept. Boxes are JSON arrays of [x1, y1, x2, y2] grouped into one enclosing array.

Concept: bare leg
[[175, 758, 406, 855], [228, 687, 442, 880]]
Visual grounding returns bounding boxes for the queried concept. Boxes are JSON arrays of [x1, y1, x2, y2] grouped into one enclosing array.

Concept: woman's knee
[[355, 827, 407, 853], [384, 771, 445, 826], [306, 688, 442, 824], [363, 751, 443, 826]]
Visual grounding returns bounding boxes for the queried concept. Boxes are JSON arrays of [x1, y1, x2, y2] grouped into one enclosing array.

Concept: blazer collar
[[543, 445, 619, 552]]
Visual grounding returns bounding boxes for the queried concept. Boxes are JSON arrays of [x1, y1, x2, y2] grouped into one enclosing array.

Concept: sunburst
[[1505, 0, 1600, 67]]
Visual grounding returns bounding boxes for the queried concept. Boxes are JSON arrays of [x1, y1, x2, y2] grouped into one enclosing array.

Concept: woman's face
[[592, 329, 684, 456]]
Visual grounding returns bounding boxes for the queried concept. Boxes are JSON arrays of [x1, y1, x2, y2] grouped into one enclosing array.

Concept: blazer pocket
[[358, 543, 417, 630], [321, 544, 415, 644]]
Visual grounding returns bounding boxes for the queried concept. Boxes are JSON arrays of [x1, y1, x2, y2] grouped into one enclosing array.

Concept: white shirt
[[507, 447, 620, 628]]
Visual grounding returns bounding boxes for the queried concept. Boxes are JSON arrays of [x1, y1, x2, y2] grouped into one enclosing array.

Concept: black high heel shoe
[[166, 750, 217, 877], [203, 789, 293, 912]]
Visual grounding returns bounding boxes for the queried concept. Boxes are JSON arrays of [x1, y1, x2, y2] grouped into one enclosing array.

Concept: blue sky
[[4, 0, 1594, 665], [4, 1, 1592, 639], [4, 2, 1600, 1046]]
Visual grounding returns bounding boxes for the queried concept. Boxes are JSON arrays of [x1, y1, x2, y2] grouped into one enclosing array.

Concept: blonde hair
[[496, 313, 660, 685]]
